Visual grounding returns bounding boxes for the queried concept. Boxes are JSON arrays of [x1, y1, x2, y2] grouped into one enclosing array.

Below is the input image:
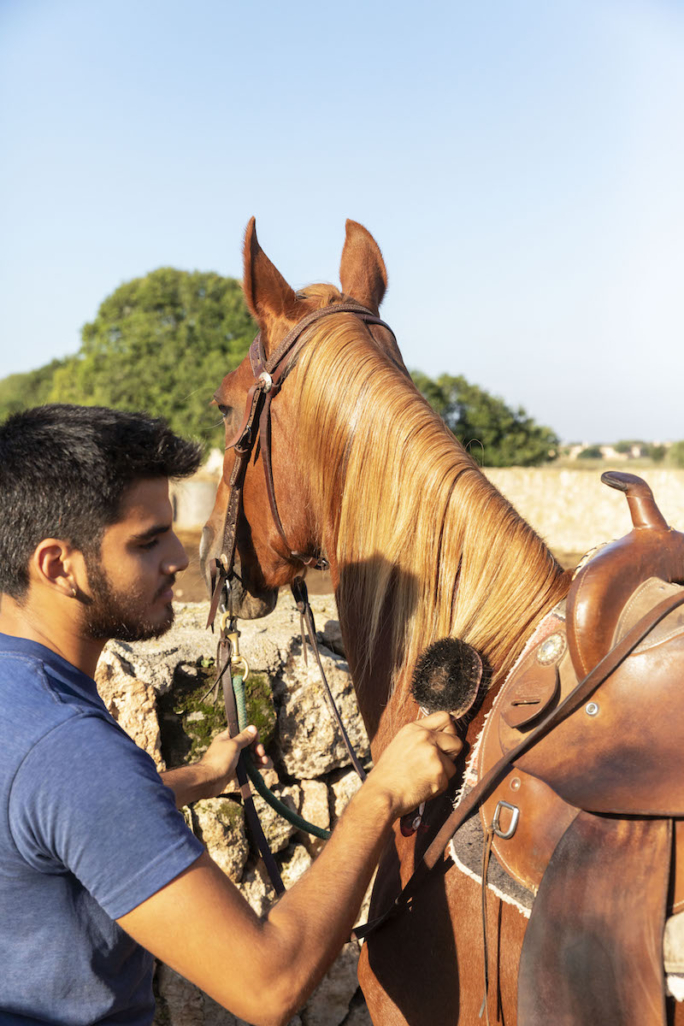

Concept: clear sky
[[1, 0, 682, 443]]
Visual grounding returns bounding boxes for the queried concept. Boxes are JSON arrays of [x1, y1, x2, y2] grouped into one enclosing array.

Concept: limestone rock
[[280, 843, 313, 888], [299, 779, 330, 831], [201, 992, 252, 1026], [321, 619, 345, 657], [156, 965, 203, 1026], [330, 770, 364, 826], [298, 778, 331, 854], [100, 605, 218, 695], [274, 649, 369, 779], [193, 799, 248, 883], [252, 784, 301, 853], [239, 863, 277, 917], [301, 943, 361, 1026], [95, 652, 164, 769], [341, 993, 372, 1025]]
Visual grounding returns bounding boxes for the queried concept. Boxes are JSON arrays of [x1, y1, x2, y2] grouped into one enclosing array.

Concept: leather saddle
[[477, 471, 684, 1025]]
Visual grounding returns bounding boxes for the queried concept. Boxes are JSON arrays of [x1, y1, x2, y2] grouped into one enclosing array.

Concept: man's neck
[[0, 594, 106, 679]]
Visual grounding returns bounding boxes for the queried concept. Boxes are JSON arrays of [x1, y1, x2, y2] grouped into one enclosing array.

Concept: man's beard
[[83, 559, 176, 643]]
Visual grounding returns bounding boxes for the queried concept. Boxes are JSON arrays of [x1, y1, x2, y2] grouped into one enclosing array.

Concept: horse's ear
[[339, 220, 388, 314], [242, 217, 299, 331]]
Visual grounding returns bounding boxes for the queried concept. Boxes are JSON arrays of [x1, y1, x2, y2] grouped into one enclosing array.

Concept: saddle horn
[[601, 471, 669, 531]]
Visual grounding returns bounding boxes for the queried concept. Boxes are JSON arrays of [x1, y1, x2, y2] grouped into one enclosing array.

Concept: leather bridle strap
[[292, 576, 367, 781], [251, 302, 395, 379], [208, 303, 396, 628], [354, 586, 684, 939], [250, 304, 394, 565], [206, 380, 268, 628]]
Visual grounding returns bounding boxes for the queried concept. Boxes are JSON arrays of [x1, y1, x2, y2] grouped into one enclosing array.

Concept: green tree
[[411, 371, 558, 467], [649, 444, 666, 463], [0, 359, 68, 423], [49, 268, 256, 444], [669, 441, 684, 468], [577, 445, 603, 459]]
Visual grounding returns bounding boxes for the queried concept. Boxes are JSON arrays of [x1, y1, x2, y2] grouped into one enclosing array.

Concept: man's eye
[[140, 539, 159, 551]]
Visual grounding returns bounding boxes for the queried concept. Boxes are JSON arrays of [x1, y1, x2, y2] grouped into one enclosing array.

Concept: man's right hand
[[365, 710, 463, 817]]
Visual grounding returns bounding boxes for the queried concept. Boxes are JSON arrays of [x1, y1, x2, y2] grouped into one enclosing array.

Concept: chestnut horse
[[200, 220, 680, 1024]]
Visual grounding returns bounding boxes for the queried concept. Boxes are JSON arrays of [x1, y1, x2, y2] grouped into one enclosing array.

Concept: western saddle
[[478, 470, 684, 1024]]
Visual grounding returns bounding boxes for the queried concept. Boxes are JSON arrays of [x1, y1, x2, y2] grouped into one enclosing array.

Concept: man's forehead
[[115, 478, 173, 526]]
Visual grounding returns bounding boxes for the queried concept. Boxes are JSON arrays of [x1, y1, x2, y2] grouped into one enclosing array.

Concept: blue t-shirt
[[0, 633, 204, 1025]]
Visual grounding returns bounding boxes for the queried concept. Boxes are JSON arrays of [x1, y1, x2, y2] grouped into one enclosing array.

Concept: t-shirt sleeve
[[8, 713, 205, 919]]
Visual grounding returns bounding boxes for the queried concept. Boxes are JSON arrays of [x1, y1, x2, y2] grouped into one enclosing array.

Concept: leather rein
[[206, 302, 395, 628]]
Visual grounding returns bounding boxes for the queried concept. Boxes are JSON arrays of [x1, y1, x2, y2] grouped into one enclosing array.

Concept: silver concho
[[536, 631, 566, 666]]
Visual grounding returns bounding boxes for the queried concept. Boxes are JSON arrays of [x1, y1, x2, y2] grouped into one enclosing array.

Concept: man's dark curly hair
[[0, 404, 203, 599]]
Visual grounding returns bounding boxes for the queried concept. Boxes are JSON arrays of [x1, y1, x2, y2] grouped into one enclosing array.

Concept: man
[[0, 404, 462, 1026]]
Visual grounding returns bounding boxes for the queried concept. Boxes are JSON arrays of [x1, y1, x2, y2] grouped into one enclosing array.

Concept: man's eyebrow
[[130, 523, 171, 542]]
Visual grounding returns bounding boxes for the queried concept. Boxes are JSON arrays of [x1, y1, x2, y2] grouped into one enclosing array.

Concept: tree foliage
[[48, 268, 256, 444], [669, 441, 684, 468], [411, 371, 559, 467], [577, 445, 603, 459], [2, 269, 559, 466], [0, 359, 69, 423]]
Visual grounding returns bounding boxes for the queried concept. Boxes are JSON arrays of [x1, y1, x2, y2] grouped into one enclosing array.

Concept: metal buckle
[[259, 371, 273, 392], [491, 800, 519, 840]]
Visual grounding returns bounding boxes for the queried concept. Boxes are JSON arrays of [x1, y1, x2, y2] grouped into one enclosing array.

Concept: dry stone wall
[[485, 468, 684, 555], [94, 596, 372, 1026]]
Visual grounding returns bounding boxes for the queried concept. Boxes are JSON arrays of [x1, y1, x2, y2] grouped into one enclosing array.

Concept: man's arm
[[160, 725, 268, 807], [118, 711, 461, 1026]]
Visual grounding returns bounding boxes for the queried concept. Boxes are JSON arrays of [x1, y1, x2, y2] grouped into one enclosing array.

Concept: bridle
[[206, 301, 396, 627]]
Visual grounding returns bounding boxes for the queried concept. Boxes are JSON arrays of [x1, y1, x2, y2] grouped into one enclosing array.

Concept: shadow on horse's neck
[[333, 546, 570, 749]]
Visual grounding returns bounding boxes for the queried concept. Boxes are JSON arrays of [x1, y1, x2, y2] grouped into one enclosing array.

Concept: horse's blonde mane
[[296, 297, 568, 693]]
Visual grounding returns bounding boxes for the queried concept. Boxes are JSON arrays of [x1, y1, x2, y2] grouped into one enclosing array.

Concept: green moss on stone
[[214, 798, 244, 831], [243, 673, 277, 749], [158, 663, 277, 766]]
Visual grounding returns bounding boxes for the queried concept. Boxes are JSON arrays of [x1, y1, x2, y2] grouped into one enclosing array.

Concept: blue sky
[[1, 0, 682, 442]]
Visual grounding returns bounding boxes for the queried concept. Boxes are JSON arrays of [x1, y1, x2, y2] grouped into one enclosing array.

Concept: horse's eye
[[217, 404, 231, 418]]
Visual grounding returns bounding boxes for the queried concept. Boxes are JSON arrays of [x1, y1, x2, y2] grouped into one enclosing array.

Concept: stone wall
[[485, 468, 684, 555], [95, 597, 372, 1026]]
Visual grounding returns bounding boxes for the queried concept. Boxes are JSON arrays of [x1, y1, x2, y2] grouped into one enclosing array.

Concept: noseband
[[206, 302, 395, 626]]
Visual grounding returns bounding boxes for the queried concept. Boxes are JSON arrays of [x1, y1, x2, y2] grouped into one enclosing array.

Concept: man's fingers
[[234, 725, 258, 749], [432, 732, 464, 760], [419, 710, 459, 734]]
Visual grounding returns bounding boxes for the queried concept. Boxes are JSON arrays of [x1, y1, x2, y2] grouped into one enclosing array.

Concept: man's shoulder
[[0, 640, 113, 768]]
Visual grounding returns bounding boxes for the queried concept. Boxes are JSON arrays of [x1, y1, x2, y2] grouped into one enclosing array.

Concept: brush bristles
[[411, 638, 483, 717]]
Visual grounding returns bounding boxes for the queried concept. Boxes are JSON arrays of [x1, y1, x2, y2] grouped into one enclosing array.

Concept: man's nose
[[163, 531, 189, 574]]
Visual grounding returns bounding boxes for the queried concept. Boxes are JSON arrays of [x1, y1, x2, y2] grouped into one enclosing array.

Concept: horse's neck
[[329, 494, 569, 749]]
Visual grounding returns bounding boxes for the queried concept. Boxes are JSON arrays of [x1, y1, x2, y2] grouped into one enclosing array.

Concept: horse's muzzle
[[200, 526, 278, 620]]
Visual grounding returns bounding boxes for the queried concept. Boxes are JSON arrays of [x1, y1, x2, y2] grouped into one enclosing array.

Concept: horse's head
[[200, 217, 400, 619]]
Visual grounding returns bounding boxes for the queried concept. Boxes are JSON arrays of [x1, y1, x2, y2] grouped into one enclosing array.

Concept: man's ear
[[31, 539, 87, 599]]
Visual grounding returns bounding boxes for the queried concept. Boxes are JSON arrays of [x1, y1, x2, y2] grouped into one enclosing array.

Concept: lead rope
[[217, 631, 285, 895]]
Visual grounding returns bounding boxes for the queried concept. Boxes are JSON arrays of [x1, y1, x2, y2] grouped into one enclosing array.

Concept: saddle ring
[[491, 800, 520, 840]]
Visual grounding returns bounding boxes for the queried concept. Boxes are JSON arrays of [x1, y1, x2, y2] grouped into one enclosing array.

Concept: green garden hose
[[232, 673, 331, 841]]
